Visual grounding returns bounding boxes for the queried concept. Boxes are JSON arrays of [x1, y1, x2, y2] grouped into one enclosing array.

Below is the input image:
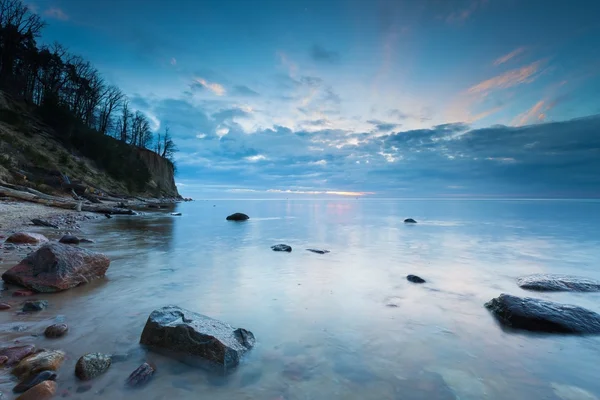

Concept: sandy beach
[[0, 200, 97, 233]]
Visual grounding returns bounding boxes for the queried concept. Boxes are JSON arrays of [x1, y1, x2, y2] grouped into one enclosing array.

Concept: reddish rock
[[0, 355, 8, 365], [13, 290, 35, 297], [126, 362, 155, 387], [2, 243, 110, 293], [44, 323, 69, 338], [13, 350, 65, 380], [0, 345, 36, 366], [5, 233, 48, 245], [15, 380, 56, 400], [0, 302, 11, 310]]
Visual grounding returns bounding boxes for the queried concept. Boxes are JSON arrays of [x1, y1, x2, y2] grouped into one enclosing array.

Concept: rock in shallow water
[[0, 302, 11, 310], [22, 300, 48, 312], [517, 274, 600, 292], [44, 323, 68, 338], [271, 244, 292, 252], [0, 345, 36, 366], [306, 249, 330, 254], [58, 235, 80, 245], [485, 294, 600, 334], [13, 370, 57, 393], [2, 243, 110, 293], [226, 213, 249, 221], [407, 275, 426, 284], [5, 233, 48, 245], [13, 350, 65, 380], [404, 218, 417, 223], [15, 380, 56, 400], [126, 362, 155, 387], [139, 305, 255, 369], [75, 353, 112, 380]]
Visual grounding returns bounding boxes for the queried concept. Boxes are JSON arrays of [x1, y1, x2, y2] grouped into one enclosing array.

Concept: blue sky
[[30, 0, 600, 198]]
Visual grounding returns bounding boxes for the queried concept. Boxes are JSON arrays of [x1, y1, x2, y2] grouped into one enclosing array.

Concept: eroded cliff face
[[137, 149, 179, 197]]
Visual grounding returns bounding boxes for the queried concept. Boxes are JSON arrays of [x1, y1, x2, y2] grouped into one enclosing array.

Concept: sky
[[29, 0, 600, 198]]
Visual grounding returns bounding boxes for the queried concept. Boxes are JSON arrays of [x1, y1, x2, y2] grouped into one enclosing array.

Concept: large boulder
[[2, 243, 110, 293], [517, 274, 600, 292], [140, 305, 255, 369], [485, 294, 600, 334], [5, 232, 48, 245], [226, 213, 249, 221]]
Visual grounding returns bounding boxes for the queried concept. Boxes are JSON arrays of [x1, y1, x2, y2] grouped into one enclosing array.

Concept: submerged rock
[[15, 380, 56, 400], [79, 238, 95, 243], [59, 235, 80, 245], [5, 233, 48, 245], [226, 213, 249, 221], [2, 243, 110, 293], [13, 370, 57, 393], [44, 323, 68, 338], [404, 218, 417, 224], [306, 249, 330, 254], [271, 244, 292, 252], [517, 274, 600, 292], [126, 362, 155, 387], [407, 275, 426, 284], [485, 294, 600, 334], [171, 212, 182, 216], [0, 345, 36, 366], [140, 305, 255, 369], [31, 219, 58, 229], [75, 353, 112, 380], [0, 302, 11, 310], [22, 300, 48, 312], [13, 350, 65, 380]]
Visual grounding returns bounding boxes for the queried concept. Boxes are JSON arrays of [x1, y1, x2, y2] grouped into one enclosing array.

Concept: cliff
[[137, 148, 179, 197]]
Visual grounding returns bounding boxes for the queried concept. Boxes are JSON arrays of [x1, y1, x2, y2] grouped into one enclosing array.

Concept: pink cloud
[[467, 60, 545, 95], [493, 47, 527, 66], [446, 0, 488, 24], [513, 100, 546, 126], [43, 7, 68, 21]]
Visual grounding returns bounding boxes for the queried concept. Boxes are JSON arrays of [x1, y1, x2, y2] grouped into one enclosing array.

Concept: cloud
[[232, 85, 260, 97], [467, 60, 545, 94], [445, 0, 487, 24], [192, 78, 226, 96], [212, 107, 251, 122], [170, 58, 177, 66], [367, 119, 399, 132], [513, 101, 546, 126], [245, 155, 267, 162], [44, 7, 68, 21], [311, 45, 341, 64], [493, 47, 526, 66]]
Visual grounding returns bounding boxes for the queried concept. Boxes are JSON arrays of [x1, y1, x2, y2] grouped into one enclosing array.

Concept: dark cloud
[[232, 85, 260, 97], [212, 108, 251, 122], [130, 94, 150, 109], [367, 119, 400, 132], [311, 44, 341, 64]]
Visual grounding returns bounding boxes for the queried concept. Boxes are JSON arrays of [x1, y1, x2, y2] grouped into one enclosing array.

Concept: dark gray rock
[[75, 353, 112, 380], [79, 238, 95, 243], [271, 244, 292, 252], [226, 213, 249, 221], [13, 370, 57, 393], [126, 362, 155, 387], [22, 300, 48, 312], [170, 212, 182, 216], [139, 305, 255, 369], [59, 235, 80, 245], [407, 275, 426, 284], [306, 249, 330, 254], [516, 274, 600, 292], [44, 323, 68, 338], [31, 219, 58, 229], [404, 218, 417, 223], [485, 294, 600, 334]]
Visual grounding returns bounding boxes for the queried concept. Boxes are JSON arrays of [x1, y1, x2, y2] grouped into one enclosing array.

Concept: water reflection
[[0, 199, 599, 399]]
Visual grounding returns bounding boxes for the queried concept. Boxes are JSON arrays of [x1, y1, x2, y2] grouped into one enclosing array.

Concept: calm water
[[2, 199, 600, 399]]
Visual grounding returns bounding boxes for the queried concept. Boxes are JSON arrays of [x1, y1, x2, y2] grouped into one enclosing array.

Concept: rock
[[226, 213, 249, 221], [0, 345, 35, 366], [79, 238, 95, 243], [271, 244, 292, 252], [306, 249, 330, 254], [0, 355, 8, 364], [15, 381, 56, 400], [0, 302, 11, 310], [3, 243, 16, 250], [407, 275, 426, 284], [44, 323, 68, 338], [485, 294, 600, 334], [31, 219, 58, 229], [13, 350, 65, 380], [58, 235, 80, 245], [75, 353, 112, 380], [13, 290, 35, 297], [2, 243, 110, 293], [126, 362, 155, 387], [404, 218, 417, 223], [5, 233, 48, 245], [517, 274, 600, 292], [104, 213, 112, 219], [13, 370, 57, 393], [140, 305, 255, 369], [22, 300, 48, 312], [170, 212, 182, 216]]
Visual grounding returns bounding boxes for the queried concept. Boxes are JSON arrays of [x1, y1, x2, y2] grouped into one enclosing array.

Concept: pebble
[[75, 353, 112, 380], [0, 345, 36, 366], [0, 355, 8, 365], [13, 350, 66, 380], [44, 324, 68, 338], [126, 362, 155, 387], [0, 302, 12, 310], [407, 275, 426, 284], [22, 300, 48, 312], [15, 380, 56, 400], [271, 244, 292, 252], [13, 370, 57, 393]]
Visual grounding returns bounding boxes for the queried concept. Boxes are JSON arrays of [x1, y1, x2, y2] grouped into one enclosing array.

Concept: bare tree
[[98, 85, 124, 134]]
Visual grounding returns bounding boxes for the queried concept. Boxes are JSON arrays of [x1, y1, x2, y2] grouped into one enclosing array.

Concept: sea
[[1, 198, 600, 399]]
